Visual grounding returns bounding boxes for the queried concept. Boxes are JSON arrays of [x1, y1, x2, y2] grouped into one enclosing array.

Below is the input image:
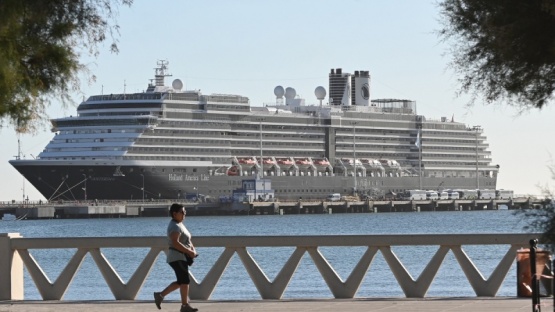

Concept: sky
[[1, 0, 554, 201]]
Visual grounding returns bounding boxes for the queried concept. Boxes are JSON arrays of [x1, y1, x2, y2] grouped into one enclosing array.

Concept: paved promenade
[[0, 298, 548, 312]]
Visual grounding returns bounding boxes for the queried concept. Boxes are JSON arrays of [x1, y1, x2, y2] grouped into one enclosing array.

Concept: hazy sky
[[1, 0, 554, 201]]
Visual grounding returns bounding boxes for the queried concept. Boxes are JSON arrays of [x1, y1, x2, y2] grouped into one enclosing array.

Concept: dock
[[0, 197, 548, 219], [250, 197, 548, 214]]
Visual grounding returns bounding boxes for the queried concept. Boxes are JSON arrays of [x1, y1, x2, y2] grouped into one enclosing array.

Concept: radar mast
[[154, 60, 172, 87]]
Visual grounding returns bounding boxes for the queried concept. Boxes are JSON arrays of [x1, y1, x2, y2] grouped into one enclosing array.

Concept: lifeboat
[[379, 159, 401, 169], [277, 158, 294, 166], [295, 158, 311, 165], [361, 158, 382, 168], [262, 157, 276, 165], [341, 158, 353, 166], [294, 157, 312, 168], [227, 166, 239, 176], [238, 157, 257, 165], [313, 158, 330, 166]]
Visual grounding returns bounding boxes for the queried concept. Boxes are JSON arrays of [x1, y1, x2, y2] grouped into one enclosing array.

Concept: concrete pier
[[0, 197, 548, 219]]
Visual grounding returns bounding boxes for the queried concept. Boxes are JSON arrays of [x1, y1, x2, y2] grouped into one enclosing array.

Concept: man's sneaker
[[180, 304, 198, 312], [153, 292, 163, 310]]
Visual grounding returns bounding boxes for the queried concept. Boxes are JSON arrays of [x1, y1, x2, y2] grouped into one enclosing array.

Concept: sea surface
[[0, 210, 537, 300]]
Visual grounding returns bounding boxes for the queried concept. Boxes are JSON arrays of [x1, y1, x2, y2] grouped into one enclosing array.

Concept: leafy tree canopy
[[439, 0, 555, 109], [0, 0, 132, 133]]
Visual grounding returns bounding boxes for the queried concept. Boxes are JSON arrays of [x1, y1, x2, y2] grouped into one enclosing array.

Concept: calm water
[[0, 210, 534, 300]]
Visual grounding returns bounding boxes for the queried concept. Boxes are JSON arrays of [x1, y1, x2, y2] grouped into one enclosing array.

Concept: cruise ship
[[9, 61, 499, 201]]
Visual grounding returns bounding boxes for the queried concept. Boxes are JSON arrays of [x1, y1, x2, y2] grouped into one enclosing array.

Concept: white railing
[[0, 233, 540, 301]]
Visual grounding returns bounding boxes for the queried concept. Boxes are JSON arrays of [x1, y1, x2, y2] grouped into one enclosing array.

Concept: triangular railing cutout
[[380, 245, 450, 298], [17, 248, 88, 300], [307, 246, 379, 298], [89, 247, 164, 300], [235, 246, 306, 299], [451, 244, 519, 296], [189, 247, 236, 300]]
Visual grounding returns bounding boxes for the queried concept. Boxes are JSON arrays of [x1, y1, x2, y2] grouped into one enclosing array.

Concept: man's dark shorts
[[169, 260, 190, 284]]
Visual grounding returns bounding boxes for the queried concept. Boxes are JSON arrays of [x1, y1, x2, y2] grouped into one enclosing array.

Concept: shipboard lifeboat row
[[335, 158, 398, 169], [226, 156, 333, 176]]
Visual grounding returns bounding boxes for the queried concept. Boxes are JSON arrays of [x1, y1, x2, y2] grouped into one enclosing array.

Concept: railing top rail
[[8, 233, 541, 249]]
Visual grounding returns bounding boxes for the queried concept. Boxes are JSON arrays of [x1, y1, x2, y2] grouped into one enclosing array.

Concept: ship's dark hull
[[10, 161, 496, 201]]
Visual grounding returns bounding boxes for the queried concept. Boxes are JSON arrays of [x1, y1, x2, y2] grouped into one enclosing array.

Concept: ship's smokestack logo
[[361, 83, 370, 100]]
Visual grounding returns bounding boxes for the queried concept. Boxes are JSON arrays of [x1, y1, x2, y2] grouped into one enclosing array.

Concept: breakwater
[[0, 197, 547, 219]]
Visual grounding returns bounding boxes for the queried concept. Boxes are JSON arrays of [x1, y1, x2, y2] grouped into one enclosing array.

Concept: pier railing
[[0, 233, 541, 300]]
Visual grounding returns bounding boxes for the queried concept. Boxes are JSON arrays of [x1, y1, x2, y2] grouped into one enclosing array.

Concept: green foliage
[[0, 0, 132, 133], [518, 200, 555, 250], [439, 0, 555, 109], [517, 165, 555, 250]]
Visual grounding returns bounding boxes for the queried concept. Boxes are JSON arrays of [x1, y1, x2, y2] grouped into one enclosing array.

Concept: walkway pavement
[[0, 298, 549, 312]]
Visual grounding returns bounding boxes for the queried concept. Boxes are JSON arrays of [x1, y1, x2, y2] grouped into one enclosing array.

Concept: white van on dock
[[478, 189, 496, 199], [447, 191, 460, 200], [402, 190, 427, 200], [327, 193, 341, 202], [496, 189, 514, 200], [426, 191, 439, 200], [438, 191, 449, 200]]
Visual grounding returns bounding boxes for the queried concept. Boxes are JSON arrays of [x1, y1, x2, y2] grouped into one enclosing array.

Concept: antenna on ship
[[15, 131, 26, 202], [15, 132, 21, 161], [315, 86, 326, 125], [155, 60, 171, 87]]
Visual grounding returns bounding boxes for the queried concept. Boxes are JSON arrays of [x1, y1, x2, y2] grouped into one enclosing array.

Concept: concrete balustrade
[[0, 233, 541, 301], [0, 233, 24, 300]]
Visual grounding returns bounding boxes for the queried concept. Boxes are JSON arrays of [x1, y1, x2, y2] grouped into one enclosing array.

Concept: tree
[[518, 184, 555, 249], [438, 0, 555, 109], [0, 0, 132, 133]]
